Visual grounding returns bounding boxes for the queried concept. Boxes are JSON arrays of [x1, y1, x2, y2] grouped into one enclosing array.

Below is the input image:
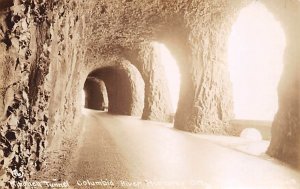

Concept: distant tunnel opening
[[84, 62, 144, 117], [83, 77, 109, 111]]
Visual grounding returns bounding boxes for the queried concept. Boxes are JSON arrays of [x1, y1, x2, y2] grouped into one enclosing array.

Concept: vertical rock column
[[133, 43, 173, 122], [267, 15, 300, 168], [0, 1, 53, 187], [173, 1, 234, 134]]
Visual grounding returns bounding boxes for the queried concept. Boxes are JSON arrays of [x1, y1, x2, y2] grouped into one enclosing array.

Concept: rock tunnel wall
[[0, 0, 86, 187], [82, 0, 300, 168], [89, 61, 145, 117], [268, 46, 300, 168], [172, 1, 234, 134], [258, 0, 300, 169], [0, 0, 299, 185], [84, 0, 235, 131], [125, 43, 174, 122], [84, 78, 108, 111]]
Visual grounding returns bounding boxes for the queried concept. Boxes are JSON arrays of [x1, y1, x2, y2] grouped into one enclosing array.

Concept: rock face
[[89, 61, 145, 116], [169, 6, 234, 134], [0, 0, 86, 187], [262, 0, 300, 169], [131, 43, 174, 122], [0, 0, 299, 186], [84, 78, 108, 111]]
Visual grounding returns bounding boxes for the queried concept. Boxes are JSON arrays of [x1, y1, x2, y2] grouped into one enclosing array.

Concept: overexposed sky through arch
[[228, 2, 286, 121], [153, 42, 181, 113]]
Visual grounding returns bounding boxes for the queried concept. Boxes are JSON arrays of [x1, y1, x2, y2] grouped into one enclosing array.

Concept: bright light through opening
[[228, 2, 286, 121], [153, 42, 181, 113]]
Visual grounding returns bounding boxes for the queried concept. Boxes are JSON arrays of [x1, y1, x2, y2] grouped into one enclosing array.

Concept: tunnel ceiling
[[85, 0, 185, 56]]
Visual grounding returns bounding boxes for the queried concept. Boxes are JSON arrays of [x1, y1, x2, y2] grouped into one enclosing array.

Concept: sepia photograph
[[0, 0, 300, 188]]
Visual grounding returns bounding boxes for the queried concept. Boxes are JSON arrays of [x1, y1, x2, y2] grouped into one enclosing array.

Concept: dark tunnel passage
[[83, 77, 109, 111], [86, 62, 145, 117]]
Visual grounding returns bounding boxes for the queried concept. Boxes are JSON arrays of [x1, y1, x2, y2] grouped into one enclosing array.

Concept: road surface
[[67, 109, 300, 189]]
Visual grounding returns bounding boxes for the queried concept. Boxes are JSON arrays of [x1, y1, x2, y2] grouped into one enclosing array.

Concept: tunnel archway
[[83, 77, 109, 111], [228, 2, 286, 121], [86, 61, 145, 116]]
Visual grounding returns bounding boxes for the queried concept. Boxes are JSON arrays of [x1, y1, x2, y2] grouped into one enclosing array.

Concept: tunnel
[[87, 62, 145, 116], [0, 0, 300, 188], [83, 77, 109, 111]]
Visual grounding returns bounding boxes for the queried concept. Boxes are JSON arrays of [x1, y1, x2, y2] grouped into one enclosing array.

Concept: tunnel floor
[[60, 109, 300, 189]]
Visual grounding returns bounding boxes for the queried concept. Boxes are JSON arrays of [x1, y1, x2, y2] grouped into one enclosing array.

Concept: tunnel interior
[[86, 62, 145, 117], [83, 77, 109, 111], [0, 0, 300, 187]]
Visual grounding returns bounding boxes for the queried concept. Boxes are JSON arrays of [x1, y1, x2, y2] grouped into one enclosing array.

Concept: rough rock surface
[[84, 0, 235, 131], [131, 43, 174, 122], [0, 0, 299, 186], [0, 0, 86, 187], [261, 0, 300, 169]]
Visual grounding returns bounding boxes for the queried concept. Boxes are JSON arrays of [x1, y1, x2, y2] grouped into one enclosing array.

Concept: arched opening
[[83, 62, 145, 117], [228, 2, 286, 122], [83, 77, 109, 111], [152, 42, 181, 115]]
